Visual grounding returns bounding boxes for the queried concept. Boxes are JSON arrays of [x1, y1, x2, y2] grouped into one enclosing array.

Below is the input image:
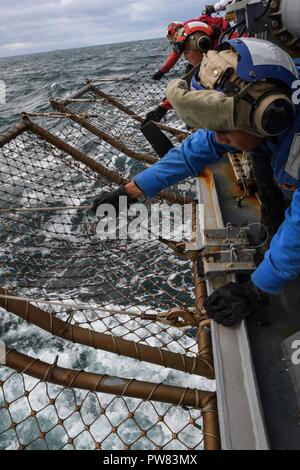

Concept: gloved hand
[[145, 105, 168, 123], [152, 70, 165, 81], [205, 5, 216, 15], [204, 281, 269, 327], [92, 185, 136, 216]]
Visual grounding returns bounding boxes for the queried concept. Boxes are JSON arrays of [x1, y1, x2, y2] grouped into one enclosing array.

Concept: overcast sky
[[0, 1, 208, 57]]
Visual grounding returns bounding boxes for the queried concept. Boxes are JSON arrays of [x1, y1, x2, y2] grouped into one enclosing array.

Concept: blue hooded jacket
[[134, 106, 300, 295]]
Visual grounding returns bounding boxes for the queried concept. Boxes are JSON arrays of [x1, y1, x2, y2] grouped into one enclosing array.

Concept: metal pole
[[23, 115, 123, 185], [202, 394, 221, 450], [24, 115, 191, 206], [5, 349, 216, 409], [51, 99, 159, 165], [0, 121, 30, 147], [86, 81, 188, 138], [0, 289, 214, 379], [191, 201, 221, 449]]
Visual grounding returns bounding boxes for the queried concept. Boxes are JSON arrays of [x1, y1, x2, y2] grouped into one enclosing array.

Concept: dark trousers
[[249, 149, 288, 238]]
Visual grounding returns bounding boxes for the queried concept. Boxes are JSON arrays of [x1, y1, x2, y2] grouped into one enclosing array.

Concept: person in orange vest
[[146, 21, 219, 123], [152, 14, 229, 81]]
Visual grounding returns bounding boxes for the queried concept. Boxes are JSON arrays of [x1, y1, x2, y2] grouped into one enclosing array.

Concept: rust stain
[[216, 159, 260, 211], [199, 168, 215, 190]]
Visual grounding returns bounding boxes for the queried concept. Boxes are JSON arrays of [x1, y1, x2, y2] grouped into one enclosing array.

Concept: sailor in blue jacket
[[93, 38, 300, 327]]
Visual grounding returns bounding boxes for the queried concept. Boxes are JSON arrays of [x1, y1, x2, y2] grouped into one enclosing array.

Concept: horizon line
[[0, 35, 165, 60]]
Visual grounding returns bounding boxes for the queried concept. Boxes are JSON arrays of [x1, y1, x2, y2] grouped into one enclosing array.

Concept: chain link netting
[[0, 367, 204, 451], [84, 44, 187, 123], [0, 46, 218, 450]]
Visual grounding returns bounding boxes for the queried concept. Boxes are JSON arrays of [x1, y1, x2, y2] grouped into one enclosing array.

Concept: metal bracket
[[202, 226, 256, 275], [226, 0, 268, 36], [204, 227, 249, 244], [227, 153, 256, 207], [227, 153, 253, 186]]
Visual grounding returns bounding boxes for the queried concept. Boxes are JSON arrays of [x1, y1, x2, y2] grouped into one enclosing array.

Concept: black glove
[[152, 70, 164, 81], [145, 105, 168, 123], [92, 185, 136, 216], [204, 281, 269, 327], [205, 5, 216, 15]]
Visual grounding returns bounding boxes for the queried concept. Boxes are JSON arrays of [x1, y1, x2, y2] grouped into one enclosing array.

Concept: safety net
[[0, 50, 220, 451]]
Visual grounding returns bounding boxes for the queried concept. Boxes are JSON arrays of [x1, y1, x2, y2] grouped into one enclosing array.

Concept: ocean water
[[0, 40, 214, 450], [0, 38, 171, 132]]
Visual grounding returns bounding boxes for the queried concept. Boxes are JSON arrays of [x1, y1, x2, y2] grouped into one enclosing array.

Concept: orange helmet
[[173, 21, 214, 53], [167, 22, 184, 41]]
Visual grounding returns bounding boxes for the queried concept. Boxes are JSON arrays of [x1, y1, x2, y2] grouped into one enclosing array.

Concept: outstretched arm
[[125, 129, 235, 198], [159, 50, 182, 75]]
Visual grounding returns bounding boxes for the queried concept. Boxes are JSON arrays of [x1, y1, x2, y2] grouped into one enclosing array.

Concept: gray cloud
[[0, 1, 207, 57]]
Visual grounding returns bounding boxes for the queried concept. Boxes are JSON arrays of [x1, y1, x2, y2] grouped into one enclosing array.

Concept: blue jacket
[[134, 110, 300, 295]]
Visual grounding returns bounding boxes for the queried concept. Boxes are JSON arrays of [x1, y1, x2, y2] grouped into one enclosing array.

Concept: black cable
[[220, 20, 246, 43], [255, 0, 272, 21], [238, 24, 248, 38]]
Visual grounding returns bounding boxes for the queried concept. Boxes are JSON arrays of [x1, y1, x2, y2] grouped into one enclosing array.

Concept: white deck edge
[[196, 175, 269, 450]]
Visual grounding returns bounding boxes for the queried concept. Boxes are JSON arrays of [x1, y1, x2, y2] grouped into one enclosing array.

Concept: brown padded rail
[[0, 121, 30, 147], [0, 288, 215, 379], [5, 349, 216, 409], [64, 82, 95, 101]]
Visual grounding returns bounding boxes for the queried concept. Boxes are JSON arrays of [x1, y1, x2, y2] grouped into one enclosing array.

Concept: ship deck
[[199, 157, 300, 449]]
